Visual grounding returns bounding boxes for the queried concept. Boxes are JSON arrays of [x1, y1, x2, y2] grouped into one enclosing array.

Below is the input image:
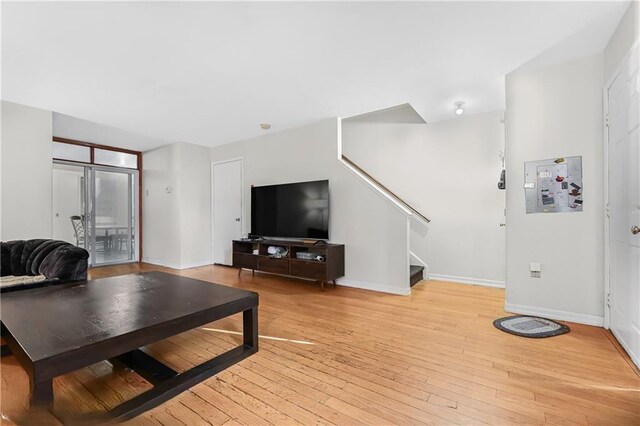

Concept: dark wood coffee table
[[0, 271, 259, 421]]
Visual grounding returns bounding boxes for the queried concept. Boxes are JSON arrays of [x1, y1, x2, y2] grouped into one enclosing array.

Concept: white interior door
[[212, 159, 243, 265], [607, 44, 640, 368]]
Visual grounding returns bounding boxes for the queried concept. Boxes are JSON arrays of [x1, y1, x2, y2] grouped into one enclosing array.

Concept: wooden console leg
[[29, 378, 53, 408], [320, 281, 324, 292], [238, 268, 242, 277]]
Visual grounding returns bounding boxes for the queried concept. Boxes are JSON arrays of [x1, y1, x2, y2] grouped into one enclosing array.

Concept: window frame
[[52, 137, 143, 262]]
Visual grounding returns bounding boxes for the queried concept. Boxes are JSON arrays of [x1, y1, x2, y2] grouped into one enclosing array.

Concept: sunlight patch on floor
[[200, 327, 315, 345]]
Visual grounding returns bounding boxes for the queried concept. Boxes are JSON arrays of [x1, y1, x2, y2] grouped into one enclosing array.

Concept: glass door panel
[[52, 163, 87, 246], [92, 169, 137, 265]]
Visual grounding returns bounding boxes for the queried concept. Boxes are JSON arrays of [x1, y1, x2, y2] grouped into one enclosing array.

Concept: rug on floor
[[493, 315, 570, 338]]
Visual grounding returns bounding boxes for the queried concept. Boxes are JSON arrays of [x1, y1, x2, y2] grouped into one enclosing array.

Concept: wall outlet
[[529, 262, 541, 278]]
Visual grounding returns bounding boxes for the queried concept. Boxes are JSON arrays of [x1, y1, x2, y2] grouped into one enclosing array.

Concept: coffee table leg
[[29, 377, 53, 407], [0, 344, 11, 357], [243, 307, 258, 351]]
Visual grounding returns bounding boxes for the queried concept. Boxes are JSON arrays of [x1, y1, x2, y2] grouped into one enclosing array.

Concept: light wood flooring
[[1, 263, 639, 425]]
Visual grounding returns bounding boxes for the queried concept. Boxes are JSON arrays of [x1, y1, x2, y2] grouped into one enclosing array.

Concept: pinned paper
[[525, 156, 582, 214]]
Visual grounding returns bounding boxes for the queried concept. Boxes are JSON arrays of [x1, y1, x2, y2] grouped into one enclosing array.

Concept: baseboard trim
[[142, 258, 212, 270], [336, 278, 411, 296], [429, 273, 505, 289], [609, 328, 640, 371], [504, 303, 604, 327], [141, 258, 177, 269], [180, 260, 213, 269]]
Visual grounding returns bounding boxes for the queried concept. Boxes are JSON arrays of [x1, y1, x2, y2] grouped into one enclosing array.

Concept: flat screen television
[[251, 180, 329, 240]]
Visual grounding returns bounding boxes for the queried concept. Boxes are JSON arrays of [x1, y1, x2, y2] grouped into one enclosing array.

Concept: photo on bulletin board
[[524, 156, 583, 214]]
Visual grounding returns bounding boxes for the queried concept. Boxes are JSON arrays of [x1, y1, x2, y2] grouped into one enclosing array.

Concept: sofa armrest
[[39, 245, 89, 281]]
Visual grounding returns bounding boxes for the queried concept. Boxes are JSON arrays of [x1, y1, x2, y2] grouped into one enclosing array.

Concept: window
[[53, 142, 91, 163], [94, 148, 137, 169]]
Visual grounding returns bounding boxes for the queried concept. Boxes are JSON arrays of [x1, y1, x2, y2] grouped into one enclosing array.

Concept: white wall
[[211, 119, 411, 295], [342, 111, 506, 286], [505, 53, 605, 325], [142, 142, 211, 269], [604, 0, 640, 82], [178, 143, 212, 268], [53, 112, 166, 151], [1, 101, 53, 240]]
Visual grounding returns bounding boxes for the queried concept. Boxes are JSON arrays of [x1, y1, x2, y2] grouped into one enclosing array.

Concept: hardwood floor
[[1, 263, 639, 425]]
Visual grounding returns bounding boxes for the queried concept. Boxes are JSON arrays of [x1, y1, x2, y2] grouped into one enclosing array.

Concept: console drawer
[[259, 256, 289, 274], [233, 253, 258, 270], [290, 260, 327, 280]]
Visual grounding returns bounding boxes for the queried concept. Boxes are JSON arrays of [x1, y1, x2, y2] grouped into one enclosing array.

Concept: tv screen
[[251, 180, 329, 239]]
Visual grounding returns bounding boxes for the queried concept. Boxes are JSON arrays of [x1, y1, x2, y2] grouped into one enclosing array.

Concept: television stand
[[232, 239, 345, 291]]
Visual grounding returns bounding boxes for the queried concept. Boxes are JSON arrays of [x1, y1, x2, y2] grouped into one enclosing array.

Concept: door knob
[[632, 225, 640, 235], [235, 218, 241, 222]]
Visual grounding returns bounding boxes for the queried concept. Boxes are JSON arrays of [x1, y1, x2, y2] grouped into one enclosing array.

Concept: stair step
[[410, 265, 424, 287]]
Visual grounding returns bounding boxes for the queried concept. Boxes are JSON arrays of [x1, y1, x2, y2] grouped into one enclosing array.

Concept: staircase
[[339, 103, 431, 293], [410, 265, 425, 287], [341, 154, 429, 288]]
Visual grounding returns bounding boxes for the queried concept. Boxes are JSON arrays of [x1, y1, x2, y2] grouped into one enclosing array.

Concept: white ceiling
[[1, 1, 629, 151]]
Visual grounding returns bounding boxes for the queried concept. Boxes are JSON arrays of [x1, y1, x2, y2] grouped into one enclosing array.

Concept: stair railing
[[341, 155, 431, 223]]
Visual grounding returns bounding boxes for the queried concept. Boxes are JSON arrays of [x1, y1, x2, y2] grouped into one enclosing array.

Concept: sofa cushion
[[1, 242, 13, 276], [22, 239, 49, 276], [28, 240, 68, 276], [9, 240, 27, 276]]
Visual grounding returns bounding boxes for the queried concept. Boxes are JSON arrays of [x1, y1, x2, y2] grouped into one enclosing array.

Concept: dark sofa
[[0, 239, 89, 293]]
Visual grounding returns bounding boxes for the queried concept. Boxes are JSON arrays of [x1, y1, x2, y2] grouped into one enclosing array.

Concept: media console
[[232, 239, 345, 291]]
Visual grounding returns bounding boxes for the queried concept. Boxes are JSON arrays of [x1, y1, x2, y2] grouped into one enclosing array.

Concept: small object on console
[[296, 252, 321, 261]]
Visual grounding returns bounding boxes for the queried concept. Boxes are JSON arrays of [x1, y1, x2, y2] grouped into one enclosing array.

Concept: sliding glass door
[[53, 161, 139, 266]]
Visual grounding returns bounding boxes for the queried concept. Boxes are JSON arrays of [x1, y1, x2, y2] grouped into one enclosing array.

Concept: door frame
[[53, 160, 140, 267], [603, 39, 639, 329], [211, 158, 244, 265]]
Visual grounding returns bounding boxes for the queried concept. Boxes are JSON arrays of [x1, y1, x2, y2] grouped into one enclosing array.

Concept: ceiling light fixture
[[454, 101, 465, 116], [260, 123, 271, 130]]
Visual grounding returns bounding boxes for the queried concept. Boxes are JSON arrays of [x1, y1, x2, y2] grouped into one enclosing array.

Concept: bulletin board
[[524, 156, 583, 214]]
